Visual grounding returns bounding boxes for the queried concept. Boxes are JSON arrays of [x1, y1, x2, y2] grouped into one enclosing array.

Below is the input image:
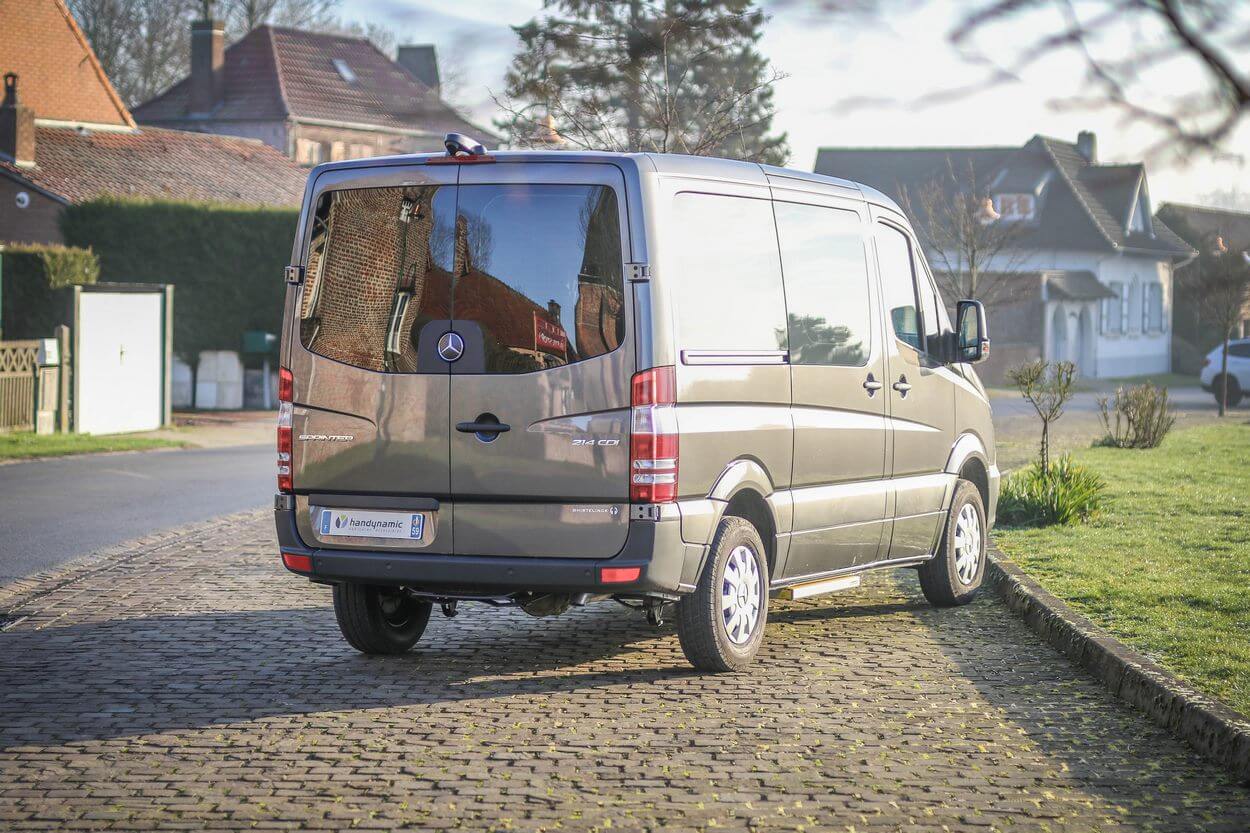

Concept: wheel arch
[[945, 432, 991, 511], [706, 459, 781, 574]]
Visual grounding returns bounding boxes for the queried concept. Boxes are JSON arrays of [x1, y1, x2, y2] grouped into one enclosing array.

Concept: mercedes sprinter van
[[275, 136, 999, 671]]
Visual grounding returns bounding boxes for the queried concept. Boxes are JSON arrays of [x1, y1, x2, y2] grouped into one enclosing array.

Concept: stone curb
[[986, 545, 1250, 784], [0, 508, 269, 619]]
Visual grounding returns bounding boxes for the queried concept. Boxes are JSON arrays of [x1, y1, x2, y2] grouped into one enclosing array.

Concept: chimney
[[397, 45, 440, 98], [1076, 130, 1097, 164], [189, 18, 225, 115], [0, 74, 35, 167]]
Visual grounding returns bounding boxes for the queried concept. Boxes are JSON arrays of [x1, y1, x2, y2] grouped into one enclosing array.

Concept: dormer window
[[993, 193, 1036, 222], [333, 58, 357, 83], [1127, 188, 1153, 236]]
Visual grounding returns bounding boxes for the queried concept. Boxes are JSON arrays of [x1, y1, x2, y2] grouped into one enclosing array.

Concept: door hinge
[[285, 265, 304, 285], [628, 263, 651, 282], [630, 504, 662, 521]]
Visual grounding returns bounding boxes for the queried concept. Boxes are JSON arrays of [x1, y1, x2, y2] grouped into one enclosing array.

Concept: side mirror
[[955, 299, 990, 363]]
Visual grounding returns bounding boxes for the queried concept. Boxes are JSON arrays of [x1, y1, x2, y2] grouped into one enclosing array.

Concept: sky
[[340, 0, 1250, 209]]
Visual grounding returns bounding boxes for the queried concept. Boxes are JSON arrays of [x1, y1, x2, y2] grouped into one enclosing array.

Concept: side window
[[300, 185, 455, 372], [773, 201, 872, 366], [1227, 342, 1250, 359], [913, 250, 945, 345], [671, 193, 788, 352], [876, 224, 921, 351]]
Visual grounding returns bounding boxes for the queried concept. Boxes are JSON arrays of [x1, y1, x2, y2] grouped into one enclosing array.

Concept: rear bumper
[[274, 501, 701, 596]]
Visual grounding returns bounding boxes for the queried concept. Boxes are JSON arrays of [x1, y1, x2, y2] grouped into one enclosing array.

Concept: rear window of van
[[299, 183, 625, 374]]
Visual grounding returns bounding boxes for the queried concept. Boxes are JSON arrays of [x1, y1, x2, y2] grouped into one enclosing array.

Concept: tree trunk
[[1219, 332, 1230, 417]]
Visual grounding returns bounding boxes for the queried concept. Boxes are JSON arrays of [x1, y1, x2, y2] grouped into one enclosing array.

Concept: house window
[[994, 193, 1036, 221], [295, 138, 324, 166], [349, 143, 373, 159], [1143, 283, 1164, 333], [1102, 281, 1126, 334], [330, 141, 347, 162], [332, 58, 357, 83]]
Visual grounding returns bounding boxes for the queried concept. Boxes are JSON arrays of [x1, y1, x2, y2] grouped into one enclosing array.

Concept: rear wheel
[[919, 480, 986, 607], [332, 583, 432, 655], [1212, 375, 1243, 407], [676, 516, 769, 672]]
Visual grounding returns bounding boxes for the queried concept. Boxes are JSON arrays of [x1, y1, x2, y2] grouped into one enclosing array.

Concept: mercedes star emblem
[[437, 331, 465, 362]]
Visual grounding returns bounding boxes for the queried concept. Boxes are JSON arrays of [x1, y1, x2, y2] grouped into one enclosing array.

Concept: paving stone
[[1, 510, 1249, 831]]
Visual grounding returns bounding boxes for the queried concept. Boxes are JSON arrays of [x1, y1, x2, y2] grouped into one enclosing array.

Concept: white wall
[[932, 246, 1172, 378], [195, 350, 244, 410]]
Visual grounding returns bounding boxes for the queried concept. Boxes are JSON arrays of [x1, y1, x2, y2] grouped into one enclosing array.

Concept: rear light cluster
[[277, 367, 293, 493], [630, 366, 678, 503]]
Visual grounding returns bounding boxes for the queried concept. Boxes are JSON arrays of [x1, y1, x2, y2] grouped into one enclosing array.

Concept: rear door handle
[[892, 376, 912, 397], [862, 374, 883, 395], [456, 421, 511, 434]]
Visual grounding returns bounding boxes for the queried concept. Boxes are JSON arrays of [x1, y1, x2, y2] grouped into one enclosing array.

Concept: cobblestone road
[[2, 511, 1247, 831]]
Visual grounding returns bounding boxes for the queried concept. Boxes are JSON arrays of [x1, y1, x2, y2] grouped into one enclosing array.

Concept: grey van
[[275, 136, 999, 671]]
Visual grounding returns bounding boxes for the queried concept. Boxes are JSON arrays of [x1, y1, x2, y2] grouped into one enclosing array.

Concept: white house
[[815, 132, 1195, 381]]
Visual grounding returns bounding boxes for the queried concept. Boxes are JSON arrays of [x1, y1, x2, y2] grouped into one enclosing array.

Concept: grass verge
[[994, 421, 1250, 715], [0, 432, 186, 461]]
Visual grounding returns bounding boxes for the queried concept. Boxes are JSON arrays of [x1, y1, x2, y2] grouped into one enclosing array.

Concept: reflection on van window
[[454, 184, 624, 374], [671, 193, 788, 352], [300, 185, 455, 372], [877, 225, 921, 351], [774, 202, 870, 366]]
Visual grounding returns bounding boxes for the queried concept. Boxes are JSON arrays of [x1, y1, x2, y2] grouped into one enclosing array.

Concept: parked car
[[1199, 338, 1250, 407], [274, 136, 1000, 671]]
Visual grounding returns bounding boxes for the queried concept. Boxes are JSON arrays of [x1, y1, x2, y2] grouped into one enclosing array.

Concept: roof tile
[[0, 125, 306, 206]]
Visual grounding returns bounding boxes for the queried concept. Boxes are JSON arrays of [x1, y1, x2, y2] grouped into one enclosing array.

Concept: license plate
[[318, 509, 424, 540]]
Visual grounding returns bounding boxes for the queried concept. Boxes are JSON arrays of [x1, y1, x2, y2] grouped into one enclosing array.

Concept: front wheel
[[1212, 375, 1243, 408], [919, 480, 986, 607], [676, 516, 770, 672], [333, 583, 432, 655]]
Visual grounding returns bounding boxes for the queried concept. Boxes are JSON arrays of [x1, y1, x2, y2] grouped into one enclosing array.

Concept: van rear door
[[289, 165, 457, 553], [448, 163, 633, 558]]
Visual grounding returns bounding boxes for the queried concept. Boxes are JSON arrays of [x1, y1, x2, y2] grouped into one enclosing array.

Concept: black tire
[[919, 480, 987, 607], [332, 583, 432, 655], [1212, 375, 1243, 408], [676, 515, 770, 672]]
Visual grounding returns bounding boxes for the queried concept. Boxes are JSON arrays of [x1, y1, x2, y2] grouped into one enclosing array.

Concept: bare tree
[[785, 0, 1249, 158], [68, 0, 198, 105], [897, 158, 1031, 305], [219, 0, 339, 40], [1007, 359, 1077, 472], [496, 1, 789, 163], [1197, 237, 1250, 415]]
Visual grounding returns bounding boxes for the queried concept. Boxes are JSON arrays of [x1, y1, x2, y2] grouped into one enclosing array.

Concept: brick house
[[132, 21, 496, 165], [0, 0, 306, 246], [815, 133, 1195, 381]]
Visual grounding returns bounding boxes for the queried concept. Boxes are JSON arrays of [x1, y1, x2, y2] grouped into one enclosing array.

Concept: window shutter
[[1120, 284, 1130, 334]]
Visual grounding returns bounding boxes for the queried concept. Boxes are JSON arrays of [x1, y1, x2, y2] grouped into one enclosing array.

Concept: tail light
[[630, 366, 678, 503], [277, 367, 293, 493]]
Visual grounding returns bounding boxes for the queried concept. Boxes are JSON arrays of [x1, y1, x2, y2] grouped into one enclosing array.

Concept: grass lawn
[[0, 432, 186, 461], [994, 421, 1250, 715]]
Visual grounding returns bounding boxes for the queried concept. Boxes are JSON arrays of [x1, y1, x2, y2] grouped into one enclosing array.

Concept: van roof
[[305, 149, 907, 216]]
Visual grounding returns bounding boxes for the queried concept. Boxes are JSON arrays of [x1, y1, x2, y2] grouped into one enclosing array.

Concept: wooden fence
[[0, 340, 39, 432]]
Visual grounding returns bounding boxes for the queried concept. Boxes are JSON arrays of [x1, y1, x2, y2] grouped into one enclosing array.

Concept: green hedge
[[1, 243, 99, 339], [60, 197, 298, 362]]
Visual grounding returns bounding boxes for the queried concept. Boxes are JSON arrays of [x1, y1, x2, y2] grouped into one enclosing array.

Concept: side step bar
[[776, 574, 861, 601]]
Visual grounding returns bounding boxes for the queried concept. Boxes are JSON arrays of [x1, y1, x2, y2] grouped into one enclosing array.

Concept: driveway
[[2, 512, 1247, 831]]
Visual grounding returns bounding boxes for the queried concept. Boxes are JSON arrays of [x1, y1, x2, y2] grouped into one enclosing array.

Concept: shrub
[[61, 197, 297, 363], [1097, 383, 1176, 449], [1, 243, 99, 339], [999, 455, 1105, 527]]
